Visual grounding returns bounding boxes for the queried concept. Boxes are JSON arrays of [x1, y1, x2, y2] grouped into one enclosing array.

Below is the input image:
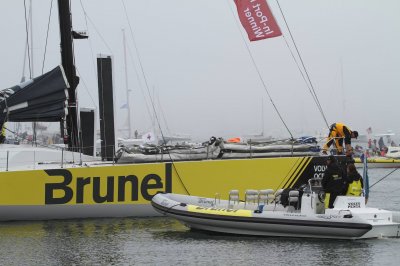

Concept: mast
[[57, 0, 79, 150], [261, 99, 264, 136], [122, 29, 132, 138], [340, 58, 346, 122], [29, 0, 34, 77], [30, 0, 37, 146], [28, 0, 37, 146]]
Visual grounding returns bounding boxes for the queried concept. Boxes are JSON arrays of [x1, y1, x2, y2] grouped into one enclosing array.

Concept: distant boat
[[353, 146, 400, 168], [385, 146, 400, 158], [354, 156, 400, 169]]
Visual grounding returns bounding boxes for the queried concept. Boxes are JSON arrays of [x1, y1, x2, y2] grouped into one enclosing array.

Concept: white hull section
[[360, 224, 400, 239]]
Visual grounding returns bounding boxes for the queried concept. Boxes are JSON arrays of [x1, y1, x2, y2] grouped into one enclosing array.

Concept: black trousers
[[328, 192, 339, 208]]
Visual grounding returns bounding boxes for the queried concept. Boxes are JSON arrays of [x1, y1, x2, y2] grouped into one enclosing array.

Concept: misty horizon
[[1, 0, 399, 142]]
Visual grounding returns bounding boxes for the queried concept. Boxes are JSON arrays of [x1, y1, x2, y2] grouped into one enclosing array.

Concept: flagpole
[[362, 151, 369, 204]]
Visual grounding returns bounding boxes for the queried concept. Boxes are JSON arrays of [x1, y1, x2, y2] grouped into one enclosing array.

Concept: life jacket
[[346, 179, 362, 196], [330, 123, 352, 137]]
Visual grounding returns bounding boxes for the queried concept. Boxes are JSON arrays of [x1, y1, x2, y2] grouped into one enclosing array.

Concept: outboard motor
[[301, 178, 325, 214]]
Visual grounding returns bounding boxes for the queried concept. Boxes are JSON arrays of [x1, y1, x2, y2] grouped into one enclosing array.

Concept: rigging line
[[126, 42, 153, 124], [369, 168, 399, 189], [146, 88, 191, 194], [276, 0, 329, 129], [82, 13, 113, 54], [120, 0, 154, 128], [120, 0, 190, 195], [282, 36, 319, 108], [23, 0, 32, 78], [120, 1, 164, 138], [41, 0, 53, 75], [276, 1, 322, 111], [79, 0, 100, 80], [76, 68, 97, 107], [226, 0, 293, 140], [75, 1, 98, 109], [156, 92, 171, 135]]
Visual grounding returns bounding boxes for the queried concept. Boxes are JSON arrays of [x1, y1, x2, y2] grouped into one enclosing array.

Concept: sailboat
[[0, 0, 344, 221]]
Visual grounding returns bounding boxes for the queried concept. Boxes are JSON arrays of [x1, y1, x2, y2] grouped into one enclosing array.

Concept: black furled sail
[[0, 65, 69, 132]]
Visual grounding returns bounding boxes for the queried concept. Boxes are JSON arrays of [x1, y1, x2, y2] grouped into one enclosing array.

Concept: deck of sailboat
[[0, 144, 102, 171], [0, 144, 309, 171]]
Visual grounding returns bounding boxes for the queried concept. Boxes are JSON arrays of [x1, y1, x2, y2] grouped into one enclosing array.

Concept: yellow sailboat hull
[[0, 156, 328, 221]]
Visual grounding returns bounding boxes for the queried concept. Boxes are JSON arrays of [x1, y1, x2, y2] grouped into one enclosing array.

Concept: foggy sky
[[1, 0, 399, 141]]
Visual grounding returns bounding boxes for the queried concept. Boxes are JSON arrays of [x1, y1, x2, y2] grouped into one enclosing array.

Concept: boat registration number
[[347, 202, 361, 208]]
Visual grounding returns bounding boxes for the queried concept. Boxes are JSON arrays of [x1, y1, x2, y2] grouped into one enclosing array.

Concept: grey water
[[1, 168, 400, 265]]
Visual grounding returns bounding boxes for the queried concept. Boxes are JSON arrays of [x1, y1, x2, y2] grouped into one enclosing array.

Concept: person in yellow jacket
[[322, 123, 358, 155], [346, 163, 363, 196]]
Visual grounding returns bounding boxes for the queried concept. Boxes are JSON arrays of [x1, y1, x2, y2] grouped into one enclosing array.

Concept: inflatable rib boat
[[151, 179, 400, 239]]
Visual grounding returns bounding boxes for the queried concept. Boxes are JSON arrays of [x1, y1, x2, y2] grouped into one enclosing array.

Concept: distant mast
[[122, 29, 132, 138], [340, 58, 346, 122], [57, 0, 80, 150]]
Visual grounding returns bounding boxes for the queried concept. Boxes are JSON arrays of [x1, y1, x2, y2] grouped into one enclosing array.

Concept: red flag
[[234, 0, 282, 42]]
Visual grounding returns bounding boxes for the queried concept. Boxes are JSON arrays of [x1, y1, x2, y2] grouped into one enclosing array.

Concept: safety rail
[[0, 144, 118, 171]]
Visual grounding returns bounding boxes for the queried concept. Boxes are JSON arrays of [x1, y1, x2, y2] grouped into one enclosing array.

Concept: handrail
[[0, 144, 119, 171]]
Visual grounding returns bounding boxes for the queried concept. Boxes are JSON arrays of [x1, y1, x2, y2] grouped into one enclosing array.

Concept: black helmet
[[353, 131, 359, 139]]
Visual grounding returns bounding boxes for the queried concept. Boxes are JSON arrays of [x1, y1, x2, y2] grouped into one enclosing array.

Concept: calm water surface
[[1, 169, 400, 265]]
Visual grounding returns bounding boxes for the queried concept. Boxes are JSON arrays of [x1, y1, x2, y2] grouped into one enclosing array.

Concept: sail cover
[[0, 65, 69, 129]]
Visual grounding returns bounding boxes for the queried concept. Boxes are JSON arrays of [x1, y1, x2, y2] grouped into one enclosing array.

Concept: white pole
[[122, 29, 132, 139], [29, 0, 37, 147], [29, 0, 34, 77]]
